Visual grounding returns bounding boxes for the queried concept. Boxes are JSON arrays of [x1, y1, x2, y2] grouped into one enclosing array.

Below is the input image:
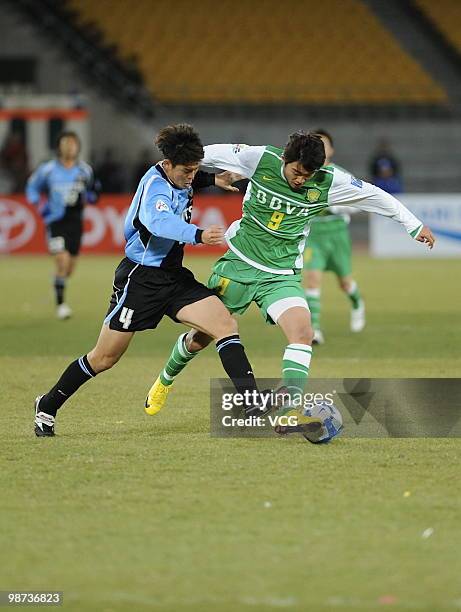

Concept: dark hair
[[155, 124, 204, 166], [56, 130, 81, 152], [284, 131, 325, 172], [313, 128, 334, 147]]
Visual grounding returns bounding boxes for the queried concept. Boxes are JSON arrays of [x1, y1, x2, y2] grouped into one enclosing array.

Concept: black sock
[[39, 355, 97, 416], [216, 335, 258, 398], [54, 276, 66, 306]]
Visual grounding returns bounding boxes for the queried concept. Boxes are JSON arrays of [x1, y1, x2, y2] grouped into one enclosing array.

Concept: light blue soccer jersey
[[124, 163, 201, 268], [26, 159, 97, 224]]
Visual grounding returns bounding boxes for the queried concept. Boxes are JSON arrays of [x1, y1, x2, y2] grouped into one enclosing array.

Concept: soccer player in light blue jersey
[[26, 131, 99, 319]]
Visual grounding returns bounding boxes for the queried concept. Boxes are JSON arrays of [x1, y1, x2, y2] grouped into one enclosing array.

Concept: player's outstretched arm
[[415, 226, 435, 249], [201, 226, 225, 245], [25, 164, 47, 205], [140, 187, 201, 244], [202, 144, 266, 178], [191, 170, 242, 192], [83, 165, 101, 205], [140, 184, 220, 246], [214, 171, 243, 192], [328, 168, 435, 249], [192, 170, 216, 191]]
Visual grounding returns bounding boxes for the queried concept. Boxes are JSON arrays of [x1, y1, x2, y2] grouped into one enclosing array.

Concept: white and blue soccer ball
[[302, 402, 343, 444]]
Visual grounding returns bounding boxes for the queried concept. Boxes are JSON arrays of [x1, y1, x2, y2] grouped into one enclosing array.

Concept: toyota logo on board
[[0, 198, 36, 252]]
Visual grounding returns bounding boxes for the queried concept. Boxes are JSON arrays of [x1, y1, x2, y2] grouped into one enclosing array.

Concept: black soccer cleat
[[275, 419, 323, 438], [244, 404, 271, 418], [34, 395, 55, 437]]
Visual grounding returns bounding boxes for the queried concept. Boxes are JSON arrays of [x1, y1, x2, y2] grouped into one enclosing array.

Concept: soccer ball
[[301, 402, 343, 444]]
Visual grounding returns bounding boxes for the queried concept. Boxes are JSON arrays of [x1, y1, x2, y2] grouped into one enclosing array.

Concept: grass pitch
[[1, 254, 460, 611]]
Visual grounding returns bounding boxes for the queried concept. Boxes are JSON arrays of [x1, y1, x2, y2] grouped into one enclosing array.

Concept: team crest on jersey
[[306, 188, 321, 203], [156, 199, 169, 212]]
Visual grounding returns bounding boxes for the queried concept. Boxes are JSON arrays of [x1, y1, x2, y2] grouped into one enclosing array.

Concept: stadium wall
[[2, 192, 459, 258], [370, 194, 461, 258], [0, 7, 150, 164], [0, 193, 242, 256]]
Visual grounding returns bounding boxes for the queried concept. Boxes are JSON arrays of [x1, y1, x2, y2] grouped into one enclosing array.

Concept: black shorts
[[104, 258, 214, 332], [47, 211, 83, 256]]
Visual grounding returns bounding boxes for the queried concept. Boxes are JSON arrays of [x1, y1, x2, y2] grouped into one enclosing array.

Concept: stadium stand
[[4, 0, 155, 118], [67, 0, 447, 105], [414, 0, 461, 56]]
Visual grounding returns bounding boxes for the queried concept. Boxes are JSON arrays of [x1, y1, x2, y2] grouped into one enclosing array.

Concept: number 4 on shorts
[[119, 307, 134, 329]]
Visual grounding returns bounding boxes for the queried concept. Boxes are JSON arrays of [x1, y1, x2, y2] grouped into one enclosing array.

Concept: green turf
[[1, 254, 460, 611]]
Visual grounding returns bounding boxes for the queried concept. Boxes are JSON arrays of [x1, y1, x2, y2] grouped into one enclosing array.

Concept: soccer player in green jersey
[[145, 132, 434, 415], [304, 129, 365, 345]]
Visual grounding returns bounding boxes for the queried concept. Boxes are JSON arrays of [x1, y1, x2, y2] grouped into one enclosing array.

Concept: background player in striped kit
[[26, 131, 100, 320], [304, 129, 365, 345]]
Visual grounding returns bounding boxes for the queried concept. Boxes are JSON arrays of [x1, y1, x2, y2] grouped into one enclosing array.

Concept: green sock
[[305, 289, 321, 329], [346, 280, 362, 309], [159, 333, 197, 386], [282, 343, 312, 396]]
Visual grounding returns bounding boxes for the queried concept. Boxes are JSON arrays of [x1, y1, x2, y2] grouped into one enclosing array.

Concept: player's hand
[[201, 225, 225, 245], [214, 171, 244, 192], [415, 225, 435, 249]]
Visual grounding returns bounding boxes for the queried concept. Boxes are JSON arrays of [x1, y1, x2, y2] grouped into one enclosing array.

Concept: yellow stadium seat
[[415, 0, 461, 53], [67, 0, 448, 105]]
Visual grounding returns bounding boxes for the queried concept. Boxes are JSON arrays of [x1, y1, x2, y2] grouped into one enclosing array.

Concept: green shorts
[[208, 252, 309, 325], [304, 220, 352, 277]]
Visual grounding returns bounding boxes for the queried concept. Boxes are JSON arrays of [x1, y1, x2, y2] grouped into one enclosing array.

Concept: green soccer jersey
[[309, 163, 349, 233], [227, 146, 334, 273], [202, 144, 423, 276]]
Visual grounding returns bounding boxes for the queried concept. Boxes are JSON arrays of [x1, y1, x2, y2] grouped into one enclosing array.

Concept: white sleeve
[[329, 167, 423, 236], [328, 205, 361, 216], [202, 144, 266, 178]]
